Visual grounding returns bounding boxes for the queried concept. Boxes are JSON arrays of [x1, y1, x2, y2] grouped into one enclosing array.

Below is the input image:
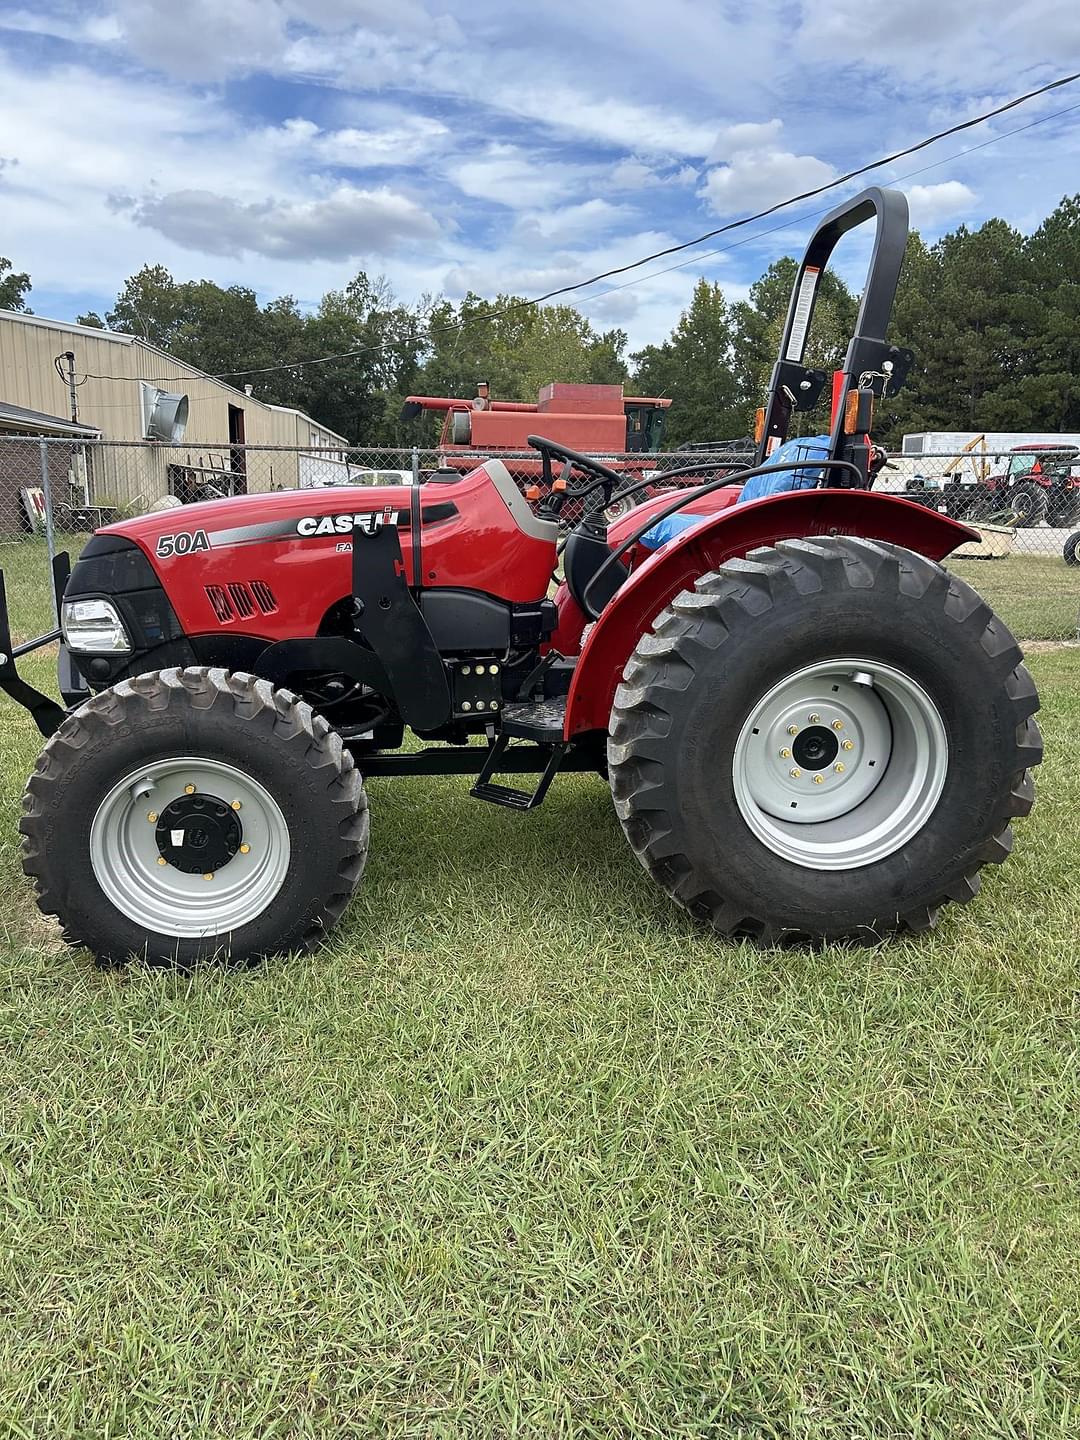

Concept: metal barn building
[[0, 310, 349, 514]]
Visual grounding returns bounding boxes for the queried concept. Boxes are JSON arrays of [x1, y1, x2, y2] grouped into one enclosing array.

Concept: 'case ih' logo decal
[[295, 510, 401, 538], [156, 529, 210, 558]]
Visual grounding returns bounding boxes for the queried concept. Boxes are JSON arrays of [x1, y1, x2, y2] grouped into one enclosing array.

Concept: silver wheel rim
[[90, 757, 291, 937], [732, 659, 948, 871]]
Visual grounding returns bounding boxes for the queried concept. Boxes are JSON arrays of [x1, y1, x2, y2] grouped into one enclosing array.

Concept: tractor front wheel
[[21, 668, 369, 966], [608, 538, 1041, 944]]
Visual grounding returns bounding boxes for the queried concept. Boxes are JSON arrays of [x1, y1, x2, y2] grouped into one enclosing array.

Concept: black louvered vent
[[205, 585, 233, 623], [250, 580, 277, 614], [227, 583, 256, 619]]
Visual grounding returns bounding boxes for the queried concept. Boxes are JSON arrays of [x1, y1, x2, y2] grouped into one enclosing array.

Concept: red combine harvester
[[402, 383, 672, 516], [0, 187, 1042, 966]]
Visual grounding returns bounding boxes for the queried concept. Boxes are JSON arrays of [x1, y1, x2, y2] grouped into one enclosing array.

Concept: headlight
[[61, 598, 132, 654]]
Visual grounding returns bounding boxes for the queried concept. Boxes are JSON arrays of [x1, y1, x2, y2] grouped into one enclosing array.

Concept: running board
[[469, 733, 567, 810]]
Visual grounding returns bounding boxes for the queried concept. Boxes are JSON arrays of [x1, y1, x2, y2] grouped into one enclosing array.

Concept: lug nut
[[813, 775, 824, 785], [787, 725, 798, 736], [832, 719, 844, 731], [203, 872, 214, 881], [147, 811, 157, 823], [834, 762, 845, 774], [156, 856, 167, 867], [808, 713, 820, 724], [461, 701, 472, 711], [779, 747, 791, 759], [842, 739, 854, 751], [789, 768, 801, 779], [184, 784, 196, 795], [231, 800, 242, 811], [239, 843, 251, 855]]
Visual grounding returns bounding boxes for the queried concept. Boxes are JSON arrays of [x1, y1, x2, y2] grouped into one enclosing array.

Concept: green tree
[[105, 264, 183, 347], [879, 222, 1028, 441], [291, 274, 425, 444], [1014, 195, 1080, 431], [631, 279, 742, 447], [410, 294, 629, 444], [75, 310, 106, 329], [0, 255, 31, 311]]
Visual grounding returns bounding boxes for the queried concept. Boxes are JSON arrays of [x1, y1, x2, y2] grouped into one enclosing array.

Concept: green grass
[[948, 555, 1080, 642], [0, 533, 89, 643], [0, 650, 1079, 1437]]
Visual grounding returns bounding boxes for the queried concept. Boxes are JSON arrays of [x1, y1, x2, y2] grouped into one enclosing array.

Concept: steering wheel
[[527, 435, 622, 512]]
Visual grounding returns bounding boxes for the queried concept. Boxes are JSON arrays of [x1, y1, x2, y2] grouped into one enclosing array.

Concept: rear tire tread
[[609, 538, 1042, 944]]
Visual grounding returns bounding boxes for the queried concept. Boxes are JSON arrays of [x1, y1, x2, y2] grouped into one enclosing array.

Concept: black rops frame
[[754, 186, 913, 486]]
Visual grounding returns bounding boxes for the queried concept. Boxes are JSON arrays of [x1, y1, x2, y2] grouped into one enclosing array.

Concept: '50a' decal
[[156, 529, 210, 558]]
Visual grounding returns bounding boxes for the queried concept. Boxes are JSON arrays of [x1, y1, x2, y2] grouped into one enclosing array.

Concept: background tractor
[[0, 188, 1041, 966], [905, 437, 1080, 527]]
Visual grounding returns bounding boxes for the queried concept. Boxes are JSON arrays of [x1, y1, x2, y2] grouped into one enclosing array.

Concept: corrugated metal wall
[[0, 314, 348, 504]]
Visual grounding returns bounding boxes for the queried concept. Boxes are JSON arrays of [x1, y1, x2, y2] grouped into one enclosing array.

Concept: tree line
[[3, 191, 1078, 447]]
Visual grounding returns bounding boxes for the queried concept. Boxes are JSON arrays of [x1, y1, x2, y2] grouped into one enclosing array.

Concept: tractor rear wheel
[[21, 668, 368, 966], [608, 537, 1041, 944], [1011, 483, 1048, 527], [1064, 531, 1080, 567]]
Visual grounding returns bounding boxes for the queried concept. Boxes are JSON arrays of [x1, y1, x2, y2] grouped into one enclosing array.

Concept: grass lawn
[[947, 555, 1080, 642], [0, 648, 1078, 1437]]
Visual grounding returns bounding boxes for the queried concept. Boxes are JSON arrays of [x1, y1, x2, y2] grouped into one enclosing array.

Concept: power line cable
[[79, 69, 1080, 387], [568, 96, 1080, 313]]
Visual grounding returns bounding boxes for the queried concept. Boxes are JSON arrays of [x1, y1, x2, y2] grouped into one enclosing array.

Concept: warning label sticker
[[785, 265, 820, 362]]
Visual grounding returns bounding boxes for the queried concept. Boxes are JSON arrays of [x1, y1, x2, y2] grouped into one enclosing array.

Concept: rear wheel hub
[[732, 658, 948, 870]]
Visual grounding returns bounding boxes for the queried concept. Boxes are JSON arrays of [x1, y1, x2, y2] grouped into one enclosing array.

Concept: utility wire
[[80, 68, 1080, 388], [568, 95, 1080, 314]]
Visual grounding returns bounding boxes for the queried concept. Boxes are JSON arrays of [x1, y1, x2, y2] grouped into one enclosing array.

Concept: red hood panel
[[100, 468, 557, 639]]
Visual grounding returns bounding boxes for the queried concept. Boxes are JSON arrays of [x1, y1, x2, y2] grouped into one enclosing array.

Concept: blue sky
[[1, 0, 1079, 353]]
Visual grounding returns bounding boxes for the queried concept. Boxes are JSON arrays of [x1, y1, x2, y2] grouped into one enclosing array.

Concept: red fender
[[563, 489, 977, 739]]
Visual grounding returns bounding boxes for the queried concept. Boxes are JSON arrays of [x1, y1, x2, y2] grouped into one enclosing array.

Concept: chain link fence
[[0, 435, 1077, 646]]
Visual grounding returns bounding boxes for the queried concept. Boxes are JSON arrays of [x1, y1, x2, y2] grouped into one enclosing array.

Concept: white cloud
[[260, 115, 450, 170], [608, 157, 698, 191], [905, 180, 977, 229], [700, 147, 836, 217], [449, 144, 595, 209], [794, 0, 1080, 81], [123, 184, 442, 260], [708, 119, 783, 160], [514, 200, 636, 248], [114, 0, 292, 80]]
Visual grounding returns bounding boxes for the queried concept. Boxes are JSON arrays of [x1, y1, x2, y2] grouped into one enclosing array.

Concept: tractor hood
[[97, 483, 417, 562]]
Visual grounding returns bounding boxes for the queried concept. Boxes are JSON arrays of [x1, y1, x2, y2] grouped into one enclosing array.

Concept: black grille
[[205, 585, 233, 623], [227, 582, 256, 619], [250, 580, 277, 614]]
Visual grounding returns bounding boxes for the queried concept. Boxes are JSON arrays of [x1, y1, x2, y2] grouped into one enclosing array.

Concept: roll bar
[[755, 186, 914, 486]]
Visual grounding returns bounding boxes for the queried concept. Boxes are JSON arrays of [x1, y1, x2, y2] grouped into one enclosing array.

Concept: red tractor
[[402, 382, 672, 517], [907, 441, 1080, 527], [0, 188, 1041, 966]]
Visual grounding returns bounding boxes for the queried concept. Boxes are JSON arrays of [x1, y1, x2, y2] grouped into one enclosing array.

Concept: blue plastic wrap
[[639, 434, 833, 552], [737, 434, 831, 503]]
